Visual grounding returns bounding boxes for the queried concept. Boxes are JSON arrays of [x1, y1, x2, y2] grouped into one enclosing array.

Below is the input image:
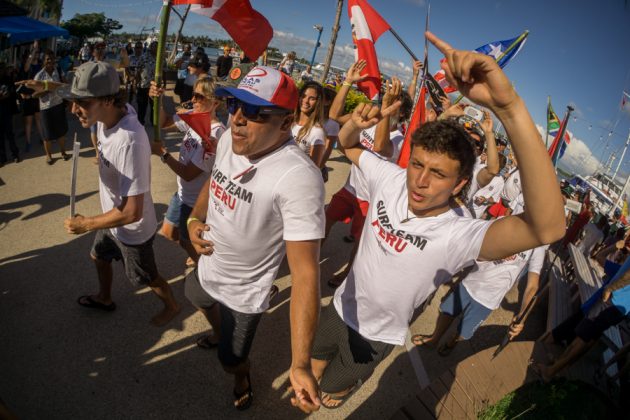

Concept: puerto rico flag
[[348, 0, 390, 100]]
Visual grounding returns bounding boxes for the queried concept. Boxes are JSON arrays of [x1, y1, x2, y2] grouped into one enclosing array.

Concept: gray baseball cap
[[58, 61, 120, 100]]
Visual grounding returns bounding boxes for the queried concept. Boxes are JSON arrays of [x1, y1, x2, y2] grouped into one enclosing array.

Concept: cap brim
[[56, 84, 86, 100], [215, 86, 276, 107]]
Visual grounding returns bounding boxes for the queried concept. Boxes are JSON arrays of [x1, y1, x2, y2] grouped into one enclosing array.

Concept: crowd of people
[[2, 30, 629, 414]]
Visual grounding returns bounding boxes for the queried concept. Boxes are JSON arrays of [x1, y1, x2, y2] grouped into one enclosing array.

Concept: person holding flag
[[306, 32, 565, 410], [148, 76, 225, 268]]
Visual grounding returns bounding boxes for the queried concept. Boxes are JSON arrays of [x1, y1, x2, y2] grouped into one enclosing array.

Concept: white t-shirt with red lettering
[[462, 244, 548, 310], [172, 115, 225, 206], [197, 129, 325, 314], [333, 152, 493, 345], [291, 124, 325, 156], [471, 176, 505, 218], [343, 126, 405, 200], [97, 105, 157, 244]]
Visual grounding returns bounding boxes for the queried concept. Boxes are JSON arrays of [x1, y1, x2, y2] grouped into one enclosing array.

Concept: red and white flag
[[177, 111, 218, 156], [433, 60, 458, 94], [348, 0, 390, 100], [173, 0, 272, 61]]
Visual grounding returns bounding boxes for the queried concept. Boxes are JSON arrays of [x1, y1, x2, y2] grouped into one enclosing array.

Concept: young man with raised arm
[[307, 32, 565, 409]]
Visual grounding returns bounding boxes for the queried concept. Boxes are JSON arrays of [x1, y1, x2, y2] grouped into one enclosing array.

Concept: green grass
[[477, 379, 617, 420]]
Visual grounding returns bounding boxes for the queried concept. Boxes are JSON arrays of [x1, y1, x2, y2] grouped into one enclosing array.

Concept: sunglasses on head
[[226, 97, 289, 121]]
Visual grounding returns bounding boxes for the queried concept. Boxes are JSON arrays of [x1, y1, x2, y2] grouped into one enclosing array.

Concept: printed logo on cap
[[229, 67, 242, 80], [238, 67, 278, 98]]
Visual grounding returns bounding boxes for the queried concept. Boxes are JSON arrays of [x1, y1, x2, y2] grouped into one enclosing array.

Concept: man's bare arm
[[65, 194, 144, 234]]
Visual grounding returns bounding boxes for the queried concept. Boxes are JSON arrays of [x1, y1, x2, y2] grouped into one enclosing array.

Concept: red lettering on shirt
[[371, 219, 408, 253]]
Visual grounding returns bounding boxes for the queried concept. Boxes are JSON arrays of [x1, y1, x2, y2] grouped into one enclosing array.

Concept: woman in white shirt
[[292, 81, 326, 168], [150, 76, 225, 267]]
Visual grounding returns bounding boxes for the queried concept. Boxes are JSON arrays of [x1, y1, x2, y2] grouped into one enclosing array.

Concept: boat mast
[[612, 129, 630, 183]]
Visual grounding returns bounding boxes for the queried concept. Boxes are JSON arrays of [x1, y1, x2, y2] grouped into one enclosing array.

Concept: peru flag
[[177, 111, 218, 155], [348, 0, 390, 100], [172, 0, 272, 61], [397, 86, 426, 168]]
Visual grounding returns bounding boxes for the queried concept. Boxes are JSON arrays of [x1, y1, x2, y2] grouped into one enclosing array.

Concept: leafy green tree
[[61, 13, 122, 40]]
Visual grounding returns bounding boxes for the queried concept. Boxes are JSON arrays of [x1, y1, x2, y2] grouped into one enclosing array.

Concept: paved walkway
[[0, 99, 533, 419]]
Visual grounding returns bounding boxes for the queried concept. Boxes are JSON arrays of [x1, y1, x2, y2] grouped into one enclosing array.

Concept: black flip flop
[[321, 380, 362, 410], [234, 373, 253, 411], [77, 295, 116, 312], [196, 335, 219, 350]]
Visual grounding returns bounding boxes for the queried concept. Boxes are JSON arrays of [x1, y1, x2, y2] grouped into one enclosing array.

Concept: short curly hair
[[410, 120, 477, 199]]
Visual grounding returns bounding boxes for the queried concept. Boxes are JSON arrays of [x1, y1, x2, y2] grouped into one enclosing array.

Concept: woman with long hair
[[292, 81, 326, 168], [149, 76, 225, 268]]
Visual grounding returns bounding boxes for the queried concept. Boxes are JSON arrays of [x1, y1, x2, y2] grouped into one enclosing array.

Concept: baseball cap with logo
[[217, 62, 256, 88], [58, 61, 120, 100], [215, 66, 297, 111]]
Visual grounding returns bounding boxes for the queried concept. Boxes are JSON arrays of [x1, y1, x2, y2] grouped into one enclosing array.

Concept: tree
[[61, 13, 123, 40], [167, 4, 191, 65]]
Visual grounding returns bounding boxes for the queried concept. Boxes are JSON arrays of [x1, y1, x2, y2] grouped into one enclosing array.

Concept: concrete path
[[0, 102, 527, 419]]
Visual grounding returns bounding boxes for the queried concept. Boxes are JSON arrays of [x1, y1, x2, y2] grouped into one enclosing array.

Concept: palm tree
[[320, 0, 344, 84]]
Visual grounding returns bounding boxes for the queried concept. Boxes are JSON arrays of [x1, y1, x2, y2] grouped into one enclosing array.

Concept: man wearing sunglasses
[[185, 66, 324, 412]]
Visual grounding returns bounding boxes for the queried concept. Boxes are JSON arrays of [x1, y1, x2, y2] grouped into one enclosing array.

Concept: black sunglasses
[[226, 97, 289, 121]]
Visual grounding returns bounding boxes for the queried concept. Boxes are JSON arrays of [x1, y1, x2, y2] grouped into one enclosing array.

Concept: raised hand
[[345, 60, 368, 85], [382, 77, 402, 107], [412, 60, 423, 76], [350, 101, 402, 130], [426, 31, 518, 113], [481, 109, 494, 133]]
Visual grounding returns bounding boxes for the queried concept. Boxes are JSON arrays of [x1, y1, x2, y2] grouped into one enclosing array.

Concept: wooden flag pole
[[154, 0, 172, 142]]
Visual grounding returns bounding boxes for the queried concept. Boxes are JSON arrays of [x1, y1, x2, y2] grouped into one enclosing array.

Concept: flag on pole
[[558, 132, 571, 159], [622, 91, 630, 110], [397, 86, 426, 168], [549, 109, 572, 166], [434, 31, 528, 94], [178, 112, 218, 156], [547, 100, 560, 138], [348, 0, 391, 100], [173, 0, 273, 60]]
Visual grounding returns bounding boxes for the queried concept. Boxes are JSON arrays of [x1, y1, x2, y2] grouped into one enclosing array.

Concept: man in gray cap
[[62, 61, 180, 326]]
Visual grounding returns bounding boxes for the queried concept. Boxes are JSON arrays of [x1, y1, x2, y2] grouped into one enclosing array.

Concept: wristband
[[342, 81, 352, 87], [186, 217, 200, 227]]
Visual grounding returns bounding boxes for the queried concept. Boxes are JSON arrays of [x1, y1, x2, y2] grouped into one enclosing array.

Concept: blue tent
[[0, 16, 69, 45]]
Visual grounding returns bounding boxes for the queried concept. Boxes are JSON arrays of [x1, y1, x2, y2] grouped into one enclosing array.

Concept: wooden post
[[320, 0, 344, 84]]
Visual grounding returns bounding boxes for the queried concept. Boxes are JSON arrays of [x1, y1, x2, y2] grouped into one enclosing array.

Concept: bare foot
[[151, 304, 181, 326], [320, 386, 355, 409], [411, 334, 434, 347]]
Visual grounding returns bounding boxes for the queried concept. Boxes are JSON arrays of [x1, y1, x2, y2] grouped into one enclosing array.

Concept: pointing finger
[[426, 31, 454, 55]]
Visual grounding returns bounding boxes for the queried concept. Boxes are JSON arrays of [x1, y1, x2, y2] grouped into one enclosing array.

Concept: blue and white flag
[[474, 31, 528, 69]]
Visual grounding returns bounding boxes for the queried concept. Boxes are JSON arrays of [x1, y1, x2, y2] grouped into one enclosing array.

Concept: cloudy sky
[[64, 0, 630, 182]]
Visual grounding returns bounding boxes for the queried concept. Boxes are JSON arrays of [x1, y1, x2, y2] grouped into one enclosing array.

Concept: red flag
[[348, 0, 390, 100], [433, 63, 458, 94], [173, 0, 272, 61], [397, 86, 426, 168], [177, 112, 218, 156]]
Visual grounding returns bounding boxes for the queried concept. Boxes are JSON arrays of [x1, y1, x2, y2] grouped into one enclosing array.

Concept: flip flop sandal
[[233, 373, 253, 411], [196, 335, 219, 350], [411, 334, 433, 347], [437, 341, 457, 357], [321, 380, 362, 410], [77, 295, 116, 312], [62, 153, 71, 161]]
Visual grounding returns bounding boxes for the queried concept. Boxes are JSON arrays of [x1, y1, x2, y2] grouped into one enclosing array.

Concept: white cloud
[[536, 124, 601, 175]]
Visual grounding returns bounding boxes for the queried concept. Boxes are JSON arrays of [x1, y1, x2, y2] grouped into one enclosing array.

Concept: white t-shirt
[[466, 159, 486, 203], [291, 124, 325, 156], [471, 176, 505, 218], [197, 130, 325, 313], [501, 169, 521, 203], [578, 222, 604, 256], [173, 115, 225, 206], [343, 126, 405, 200], [323, 118, 340, 139], [34, 68, 63, 109], [97, 105, 157, 244], [333, 152, 493, 345], [463, 244, 548, 310]]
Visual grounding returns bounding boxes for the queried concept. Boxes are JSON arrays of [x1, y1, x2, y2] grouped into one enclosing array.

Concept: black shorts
[[90, 229, 159, 286], [22, 98, 40, 116], [40, 103, 68, 141], [184, 269, 262, 367], [552, 305, 626, 344], [312, 304, 394, 393]]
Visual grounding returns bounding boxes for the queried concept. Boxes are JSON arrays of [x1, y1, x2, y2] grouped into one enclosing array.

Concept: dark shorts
[[40, 103, 68, 141], [90, 229, 159, 286], [164, 193, 193, 241], [439, 283, 492, 340], [312, 304, 394, 393], [325, 188, 369, 239], [22, 98, 40, 116], [184, 269, 263, 367], [552, 305, 626, 344]]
